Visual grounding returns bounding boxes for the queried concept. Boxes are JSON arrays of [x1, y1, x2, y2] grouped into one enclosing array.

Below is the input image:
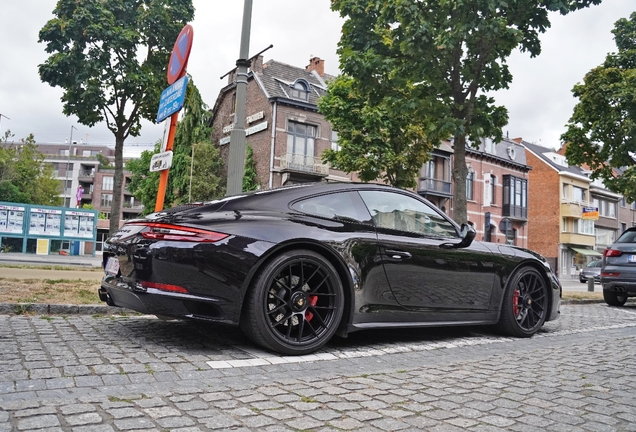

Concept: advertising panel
[[28, 208, 62, 236], [63, 211, 95, 239], [0, 204, 25, 234], [582, 206, 599, 220]]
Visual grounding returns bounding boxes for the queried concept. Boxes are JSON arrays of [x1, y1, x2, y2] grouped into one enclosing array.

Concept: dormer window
[[290, 80, 309, 101]]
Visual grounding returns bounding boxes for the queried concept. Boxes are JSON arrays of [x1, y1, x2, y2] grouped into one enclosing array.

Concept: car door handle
[[385, 250, 412, 259]]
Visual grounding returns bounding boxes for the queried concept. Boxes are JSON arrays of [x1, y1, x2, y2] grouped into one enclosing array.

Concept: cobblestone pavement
[[1, 303, 635, 431]]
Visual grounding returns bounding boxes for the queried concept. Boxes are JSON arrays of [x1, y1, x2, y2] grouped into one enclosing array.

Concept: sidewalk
[[0, 251, 102, 268], [558, 276, 601, 292]]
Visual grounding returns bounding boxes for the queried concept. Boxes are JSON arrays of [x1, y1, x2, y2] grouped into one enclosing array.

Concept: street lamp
[[64, 125, 77, 207], [0, 113, 9, 141]]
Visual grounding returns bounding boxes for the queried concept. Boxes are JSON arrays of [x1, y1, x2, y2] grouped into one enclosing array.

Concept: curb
[[0, 300, 604, 316], [0, 303, 134, 316]]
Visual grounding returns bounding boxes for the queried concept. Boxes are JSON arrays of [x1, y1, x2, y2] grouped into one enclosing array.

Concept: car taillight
[[601, 272, 620, 277], [136, 223, 228, 242], [603, 248, 622, 257], [140, 281, 188, 294]]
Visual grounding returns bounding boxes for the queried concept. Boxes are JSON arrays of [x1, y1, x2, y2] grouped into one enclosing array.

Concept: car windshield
[[586, 260, 601, 268]]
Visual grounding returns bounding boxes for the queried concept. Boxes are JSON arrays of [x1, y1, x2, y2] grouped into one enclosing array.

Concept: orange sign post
[[154, 24, 194, 212]]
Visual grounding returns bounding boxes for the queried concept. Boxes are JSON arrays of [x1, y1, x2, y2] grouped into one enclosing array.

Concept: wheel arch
[[237, 239, 355, 336], [501, 260, 555, 319]]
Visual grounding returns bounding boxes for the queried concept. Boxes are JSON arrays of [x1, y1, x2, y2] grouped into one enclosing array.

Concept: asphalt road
[[1, 302, 635, 431]]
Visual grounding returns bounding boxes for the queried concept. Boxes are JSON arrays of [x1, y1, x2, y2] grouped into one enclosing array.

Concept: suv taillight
[[603, 248, 623, 257]]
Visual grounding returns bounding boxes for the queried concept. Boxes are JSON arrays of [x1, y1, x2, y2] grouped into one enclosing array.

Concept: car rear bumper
[[100, 275, 235, 324], [602, 278, 636, 296]]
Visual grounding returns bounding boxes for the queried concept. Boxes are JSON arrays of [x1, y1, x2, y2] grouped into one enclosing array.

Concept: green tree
[[125, 145, 161, 214], [563, 12, 636, 201], [126, 80, 225, 211], [38, 0, 194, 233], [96, 153, 112, 169], [2, 129, 15, 143], [0, 139, 61, 206], [242, 145, 259, 191], [319, 75, 429, 188], [329, 0, 601, 224], [190, 141, 225, 201]]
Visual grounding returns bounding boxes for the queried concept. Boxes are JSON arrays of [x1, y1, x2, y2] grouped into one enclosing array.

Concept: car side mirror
[[457, 223, 476, 248], [440, 223, 476, 249]]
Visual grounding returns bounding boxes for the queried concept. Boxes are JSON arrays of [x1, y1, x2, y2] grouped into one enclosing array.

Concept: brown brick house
[[210, 56, 358, 188]]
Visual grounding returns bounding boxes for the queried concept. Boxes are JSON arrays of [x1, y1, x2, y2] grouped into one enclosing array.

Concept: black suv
[[601, 228, 636, 306]]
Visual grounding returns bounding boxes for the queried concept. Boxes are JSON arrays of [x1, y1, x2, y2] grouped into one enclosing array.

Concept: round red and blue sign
[[167, 24, 194, 85]]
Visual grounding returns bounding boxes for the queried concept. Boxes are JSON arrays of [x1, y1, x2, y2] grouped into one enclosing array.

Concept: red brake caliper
[[512, 289, 520, 317], [305, 295, 318, 321]]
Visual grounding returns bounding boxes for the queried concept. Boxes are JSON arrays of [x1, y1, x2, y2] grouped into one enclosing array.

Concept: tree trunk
[[109, 134, 124, 235], [452, 135, 468, 225]]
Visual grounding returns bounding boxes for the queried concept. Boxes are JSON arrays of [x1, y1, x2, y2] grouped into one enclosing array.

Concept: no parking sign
[[167, 24, 193, 85]]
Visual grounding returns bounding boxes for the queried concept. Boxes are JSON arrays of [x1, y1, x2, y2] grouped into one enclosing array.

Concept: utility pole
[[226, 0, 253, 196], [64, 125, 77, 207]]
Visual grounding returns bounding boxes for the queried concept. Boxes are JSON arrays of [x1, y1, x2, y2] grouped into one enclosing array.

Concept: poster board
[[0, 205, 25, 234]]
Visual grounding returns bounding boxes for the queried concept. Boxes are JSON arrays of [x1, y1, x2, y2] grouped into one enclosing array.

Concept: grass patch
[[0, 278, 101, 304], [300, 396, 317, 403], [0, 263, 101, 272]]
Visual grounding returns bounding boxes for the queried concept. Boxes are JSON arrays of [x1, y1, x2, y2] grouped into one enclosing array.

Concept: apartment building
[[0, 141, 142, 253]]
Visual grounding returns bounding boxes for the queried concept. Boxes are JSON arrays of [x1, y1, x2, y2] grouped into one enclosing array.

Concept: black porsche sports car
[[100, 182, 560, 355]]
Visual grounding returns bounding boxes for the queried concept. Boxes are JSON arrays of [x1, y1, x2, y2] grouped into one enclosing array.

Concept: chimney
[[250, 55, 263, 73], [306, 56, 325, 77]]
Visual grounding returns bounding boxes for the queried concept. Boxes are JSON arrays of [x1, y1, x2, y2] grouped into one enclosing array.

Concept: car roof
[[195, 182, 407, 213]]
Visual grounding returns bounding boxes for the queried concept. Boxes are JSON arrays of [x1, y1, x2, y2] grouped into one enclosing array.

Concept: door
[[358, 190, 496, 312]]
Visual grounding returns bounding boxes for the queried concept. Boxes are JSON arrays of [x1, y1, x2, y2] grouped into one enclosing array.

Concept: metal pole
[[189, 144, 195, 202], [226, 0, 253, 196], [0, 114, 9, 140], [64, 126, 77, 207], [154, 113, 179, 212]]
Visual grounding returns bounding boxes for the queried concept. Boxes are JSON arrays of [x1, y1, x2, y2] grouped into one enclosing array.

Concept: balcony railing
[[418, 178, 452, 196], [503, 204, 528, 220], [279, 153, 329, 175], [78, 170, 95, 179], [122, 204, 144, 213]]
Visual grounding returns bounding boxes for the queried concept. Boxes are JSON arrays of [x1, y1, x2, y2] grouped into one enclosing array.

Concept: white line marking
[[206, 305, 636, 369]]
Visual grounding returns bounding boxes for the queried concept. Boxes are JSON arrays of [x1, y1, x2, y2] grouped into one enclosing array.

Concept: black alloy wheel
[[496, 267, 548, 337], [603, 290, 628, 307], [241, 250, 344, 355]]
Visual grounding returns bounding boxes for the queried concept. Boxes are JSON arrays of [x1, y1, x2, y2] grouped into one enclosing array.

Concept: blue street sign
[[156, 75, 189, 123]]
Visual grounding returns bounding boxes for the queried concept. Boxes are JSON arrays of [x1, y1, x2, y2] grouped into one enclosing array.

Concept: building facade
[[210, 56, 358, 188], [0, 141, 142, 254]]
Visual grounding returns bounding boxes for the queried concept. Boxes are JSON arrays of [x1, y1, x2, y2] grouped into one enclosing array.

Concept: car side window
[[359, 190, 458, 238], [292, 191, 372, 223]]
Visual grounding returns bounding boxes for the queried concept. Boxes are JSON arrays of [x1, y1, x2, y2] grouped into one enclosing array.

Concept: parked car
[[579, 260, 602, 284], [100, 183, 561, 355], [602, 228, 636, 306]]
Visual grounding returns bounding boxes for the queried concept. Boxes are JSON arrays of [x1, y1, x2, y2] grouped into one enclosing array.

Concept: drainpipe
[[269, 101, 277, 188]]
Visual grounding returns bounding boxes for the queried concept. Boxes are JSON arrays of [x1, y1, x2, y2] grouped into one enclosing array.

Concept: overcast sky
[[0, 0, 634, 157]]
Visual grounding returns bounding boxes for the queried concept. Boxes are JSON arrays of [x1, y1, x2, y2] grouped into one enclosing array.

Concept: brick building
[[522, 141, 600, 277], [210, 56, 357, 188], [463, 138, 530, 248]]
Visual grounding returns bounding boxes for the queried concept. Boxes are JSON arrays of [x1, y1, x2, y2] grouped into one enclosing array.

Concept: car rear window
[[616, 230, 636, 243], [292, 191, 372, 223]]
